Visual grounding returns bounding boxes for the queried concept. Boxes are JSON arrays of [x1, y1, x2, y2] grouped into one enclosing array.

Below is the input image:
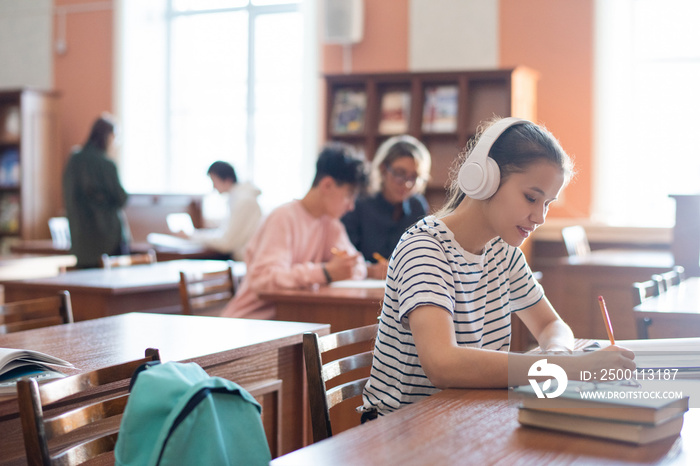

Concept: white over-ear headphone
[[458, 117, 529, 200]]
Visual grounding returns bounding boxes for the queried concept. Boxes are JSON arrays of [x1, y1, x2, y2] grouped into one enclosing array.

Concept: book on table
[[517, 408, 684, 445], [513, 380, 689, 444], [513, 380, 690, 425], [0, 347, 73, 395]]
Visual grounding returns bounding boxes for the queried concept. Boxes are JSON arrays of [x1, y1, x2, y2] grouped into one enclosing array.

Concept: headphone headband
[[457, 117, 530, 199]]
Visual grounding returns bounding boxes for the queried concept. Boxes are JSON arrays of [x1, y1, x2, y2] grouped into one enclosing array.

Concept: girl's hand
[[566, 345, 636, 380]]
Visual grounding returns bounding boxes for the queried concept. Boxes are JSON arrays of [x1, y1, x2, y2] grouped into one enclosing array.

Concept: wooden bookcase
[[324, 67, 539, 209], [0, 89, 61, 250]]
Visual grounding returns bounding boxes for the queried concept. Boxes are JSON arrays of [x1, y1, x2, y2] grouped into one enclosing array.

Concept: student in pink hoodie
[[222, 143, 369, 319]]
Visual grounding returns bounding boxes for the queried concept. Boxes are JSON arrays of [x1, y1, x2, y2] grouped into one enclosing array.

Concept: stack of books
[[513, 380, 689, 444]]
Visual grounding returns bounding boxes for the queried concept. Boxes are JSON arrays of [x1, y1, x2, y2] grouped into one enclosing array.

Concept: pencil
[[372, 252, 388, 263], [331, 247, 347, 257], [597, 295, 615, 345]]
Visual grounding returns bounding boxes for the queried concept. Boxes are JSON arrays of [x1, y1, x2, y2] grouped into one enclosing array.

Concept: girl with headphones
[[360, 117, 635, 418]]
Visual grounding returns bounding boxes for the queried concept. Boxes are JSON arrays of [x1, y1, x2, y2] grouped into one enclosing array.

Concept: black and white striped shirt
[[362, 216, 543, 415]]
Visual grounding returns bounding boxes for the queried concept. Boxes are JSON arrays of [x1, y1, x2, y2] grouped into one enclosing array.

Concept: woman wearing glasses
[[341, 135, 432, 279]]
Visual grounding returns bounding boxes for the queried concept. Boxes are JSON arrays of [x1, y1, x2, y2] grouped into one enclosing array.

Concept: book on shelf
[[0, 147, 20, 187], [378, 90, 411, 135], [517, 408, 684, 445], [0, 104, 21, 142], [0, 193, 20, 234], [0, 347, 74, 395], [513, 380, 690, 425], [421, 85, 458, 133], [330, 88, 367, 134]]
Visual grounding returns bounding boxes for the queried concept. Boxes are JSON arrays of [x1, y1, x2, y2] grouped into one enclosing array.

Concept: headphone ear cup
[[457, 155, 500, 200]]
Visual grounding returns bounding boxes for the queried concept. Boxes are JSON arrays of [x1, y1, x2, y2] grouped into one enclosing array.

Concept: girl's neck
[[441, 200, 493, 255]]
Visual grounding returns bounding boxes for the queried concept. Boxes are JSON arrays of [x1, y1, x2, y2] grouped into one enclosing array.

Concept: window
[[594, 0, 700, 227], [116, 0, 317, 213]]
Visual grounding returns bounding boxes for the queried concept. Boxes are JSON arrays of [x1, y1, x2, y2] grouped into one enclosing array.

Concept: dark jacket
[[62, 143, 129, 268]]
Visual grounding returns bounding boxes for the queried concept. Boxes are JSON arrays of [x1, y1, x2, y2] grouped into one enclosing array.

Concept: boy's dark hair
[[207, 161, 237, 183], [312, 142, 368, 188]]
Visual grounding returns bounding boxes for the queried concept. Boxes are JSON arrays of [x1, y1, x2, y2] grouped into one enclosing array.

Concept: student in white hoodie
[[177, 161, 262, 260]]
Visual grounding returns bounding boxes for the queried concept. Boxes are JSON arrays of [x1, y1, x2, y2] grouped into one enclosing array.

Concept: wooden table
[[0, 254, 76, 281], [8, 239, 227, 262], [533, 249, 675, 342], [0, 312, 329, 464], [0, 259, 245, 320], [634, 276, 700, 338], [259, 280, 385, 333], [271, 387, 700, 465]]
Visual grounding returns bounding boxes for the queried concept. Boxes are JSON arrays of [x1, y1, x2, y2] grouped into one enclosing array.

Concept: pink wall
[[54, 0, 113, 171], [500, 0, 593, 218]]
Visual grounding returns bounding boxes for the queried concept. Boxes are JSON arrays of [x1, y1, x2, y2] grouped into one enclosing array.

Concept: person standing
[[63, 114, 129, 268]]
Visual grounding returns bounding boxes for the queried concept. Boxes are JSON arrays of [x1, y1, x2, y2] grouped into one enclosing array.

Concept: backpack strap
[[128, 360, 161, 392]]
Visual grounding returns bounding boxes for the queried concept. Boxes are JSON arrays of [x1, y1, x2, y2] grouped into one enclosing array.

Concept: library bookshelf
[[0, 89, 61, 251], [324, 67, 539, 209]]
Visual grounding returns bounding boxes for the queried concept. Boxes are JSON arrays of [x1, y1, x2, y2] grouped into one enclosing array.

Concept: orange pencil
[[372, 252, 388, 264], [597, 295, 615, 345], [331, 247, 347, 257]]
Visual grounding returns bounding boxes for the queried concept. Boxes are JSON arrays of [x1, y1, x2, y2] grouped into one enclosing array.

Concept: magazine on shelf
[[421, 85, 458, 133], [0, 348, 74, 395], [330, 88, 367, 134], [378, 90, 411, 135]]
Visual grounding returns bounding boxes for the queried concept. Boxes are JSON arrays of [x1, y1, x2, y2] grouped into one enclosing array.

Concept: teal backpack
[[114, 361, 271, 466]]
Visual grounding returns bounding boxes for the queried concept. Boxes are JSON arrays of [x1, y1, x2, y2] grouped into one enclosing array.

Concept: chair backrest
[[303, 323, 378, 443], [101, 249, 157, 269], [631, 278, 662, 306], [17, 348, 160, 466], [48, 217, 71, 249], [179, 264, 237, 316], [0, 291, 73, 335], [561, 225, 591, 257], [655, 265, 686, 292]]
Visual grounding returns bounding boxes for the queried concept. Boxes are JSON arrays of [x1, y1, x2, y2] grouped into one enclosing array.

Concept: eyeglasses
[[386, 166, 425, 187]]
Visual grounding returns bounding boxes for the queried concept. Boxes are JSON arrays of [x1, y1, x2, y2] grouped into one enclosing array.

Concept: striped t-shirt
[[361, 216, 544, 415]]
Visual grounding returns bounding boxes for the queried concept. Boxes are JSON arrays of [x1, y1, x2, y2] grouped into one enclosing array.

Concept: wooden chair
[[303, 323, 378, 443], [48, 217, 71, 249], [100, 249, 157, 269], [0, 291, 73, 335], [17, 348, 160, 466], [632, 277, 662, 339], [634, 266, 686, 338], [655, 265, 686, 292], [179, 263, 237, 316], [561, 225, 591, 257]]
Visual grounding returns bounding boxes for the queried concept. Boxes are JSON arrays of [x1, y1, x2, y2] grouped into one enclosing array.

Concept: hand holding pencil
[[325, 247, 360, 282]]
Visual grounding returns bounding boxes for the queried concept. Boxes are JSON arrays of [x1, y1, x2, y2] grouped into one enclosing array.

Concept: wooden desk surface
[[0, 313, 330, 462], [9, 239, 225, 261], [533, 249, 676, 342], [561, 248, 675, 268], [635, 277, 700, 315], [272, 387, 699, 465], [0, 259, 243, 294], [260, 281, 384, 334], [633, 277, 700, 339], [0, 254, 76, 281], [0, 260, 246, 320]]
